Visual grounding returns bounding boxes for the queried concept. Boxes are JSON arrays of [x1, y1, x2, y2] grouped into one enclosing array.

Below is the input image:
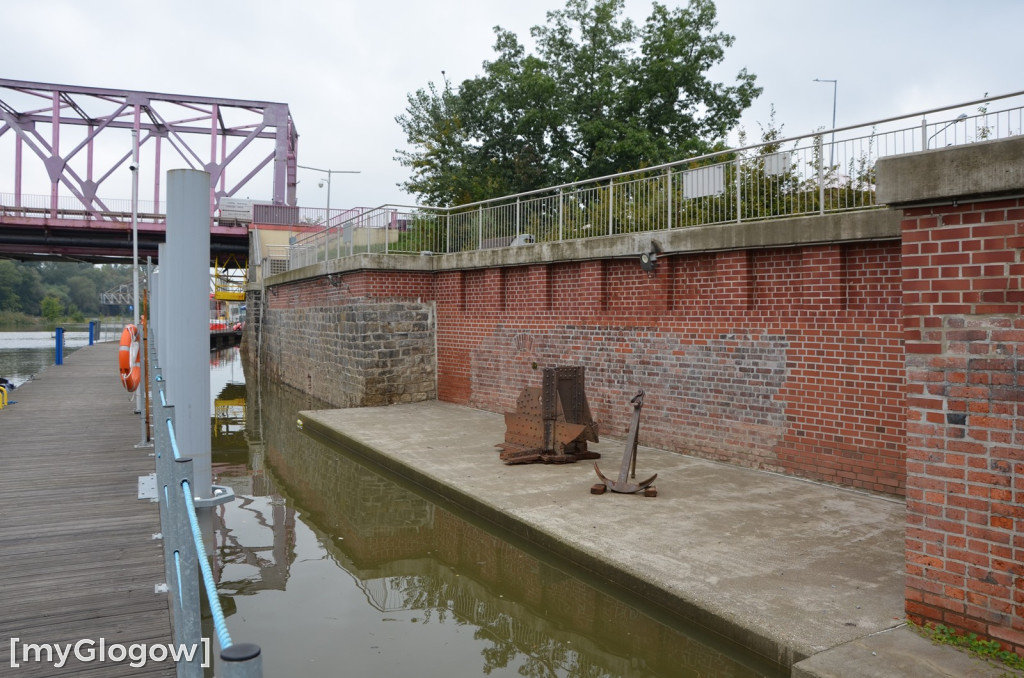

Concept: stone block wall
[[256, 273, 436, 407]]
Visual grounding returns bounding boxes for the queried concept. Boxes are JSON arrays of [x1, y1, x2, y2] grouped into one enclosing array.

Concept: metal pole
[[608, 179, 613, 236], [165, 169, 213, 499], [735, 157, 741, 223], [666, 169, 673, 231], [131, 130, 140, 327], [817, 135, 825, 214], [813, 79, 837, 168]]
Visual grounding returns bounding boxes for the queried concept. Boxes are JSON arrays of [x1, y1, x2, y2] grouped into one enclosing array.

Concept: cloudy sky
[[2, 0, 1022, 210]]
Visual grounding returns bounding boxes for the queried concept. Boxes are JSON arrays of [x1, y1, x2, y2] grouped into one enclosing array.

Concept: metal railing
[[281, 91, 1024, 269], [149, 356, 262, 677], [0, 192, 166, 221]]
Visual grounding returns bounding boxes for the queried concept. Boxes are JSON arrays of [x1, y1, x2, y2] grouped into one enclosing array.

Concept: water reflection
[[208, 349, 778, 678]]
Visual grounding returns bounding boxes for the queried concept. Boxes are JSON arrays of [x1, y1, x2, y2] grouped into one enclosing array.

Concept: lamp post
[[927, 113, 968, 148], [297, 165, 361, 228], [813, 78, 837, 168]]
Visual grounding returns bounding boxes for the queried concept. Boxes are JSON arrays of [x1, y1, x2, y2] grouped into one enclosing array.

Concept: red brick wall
[[262, 240, 905, 496], [902, 197, 1024, 652], [432, 242, 905, 494]]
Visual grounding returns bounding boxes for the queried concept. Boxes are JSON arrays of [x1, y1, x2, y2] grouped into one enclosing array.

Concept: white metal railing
[[0, 192, 165, 220], [280, 91, 1023, 269]]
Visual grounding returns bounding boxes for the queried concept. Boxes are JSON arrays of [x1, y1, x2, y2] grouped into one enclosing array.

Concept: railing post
[[515, 197, 521, 238], [557, 190, 564, 242], [477, 205, 483, 251], [445, 213, 450, 254], [920, 117, 928, 152], [171, 454, 203, 678], [666, 169, 673, 231], [735, 157, 742, 223], [608, 179, 614, 236], [817, 135, 825, 215]]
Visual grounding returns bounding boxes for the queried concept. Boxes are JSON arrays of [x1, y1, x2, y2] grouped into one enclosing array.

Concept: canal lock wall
[[246, 136, 1024, 656]]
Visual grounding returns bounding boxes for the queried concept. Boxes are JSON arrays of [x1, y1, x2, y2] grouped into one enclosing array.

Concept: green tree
[[40, 295, 63, 321], [396, 0, 760, 206], [66, 275, 99, 315]]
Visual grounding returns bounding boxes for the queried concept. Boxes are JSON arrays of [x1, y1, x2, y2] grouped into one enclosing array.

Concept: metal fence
[[149, 350, 262, 677], [282, 91, 1024, 269]]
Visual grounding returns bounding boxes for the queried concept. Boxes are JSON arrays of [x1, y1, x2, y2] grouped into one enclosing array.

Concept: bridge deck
[[0, 342, 173, 676]]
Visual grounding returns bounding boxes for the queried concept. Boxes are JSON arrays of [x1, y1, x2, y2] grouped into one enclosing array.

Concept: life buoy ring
[[119, 324, 141, 392]]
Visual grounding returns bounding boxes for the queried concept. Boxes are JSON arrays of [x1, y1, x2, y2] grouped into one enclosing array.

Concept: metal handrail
[[282, 90, 1024, 266], [151, 357, 262, 676]]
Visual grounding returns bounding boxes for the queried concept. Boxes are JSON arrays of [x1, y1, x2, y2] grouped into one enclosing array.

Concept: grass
[[910, 619, 1024, 674]]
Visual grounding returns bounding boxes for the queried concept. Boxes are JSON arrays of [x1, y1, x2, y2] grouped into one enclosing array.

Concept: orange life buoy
[[119, 324, 141, 392]]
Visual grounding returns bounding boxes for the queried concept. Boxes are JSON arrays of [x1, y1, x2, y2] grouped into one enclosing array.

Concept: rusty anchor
[[498, 366, 600, 464], [592, 390, 658, 496]]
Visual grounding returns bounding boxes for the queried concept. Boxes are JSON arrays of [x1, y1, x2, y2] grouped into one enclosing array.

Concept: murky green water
[[207, 347, 782, 678]]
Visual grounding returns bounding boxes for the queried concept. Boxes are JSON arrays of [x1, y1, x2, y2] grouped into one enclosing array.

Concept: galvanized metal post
[[735, 157, 742, 223], [154, 401, 176, 633], [666, 169, 673, 231], [445, 213, 450, 254], [558, 190, 564, 242], [171, 455, 203, 678], [608, 180, 614, 235], [515, 197, 521, 238], [477, 205, 483, 250], [164, 170, 213, 499], [920, 118, 927, 152], [221, 644, 264, 678], [817, 135, 825, 215]]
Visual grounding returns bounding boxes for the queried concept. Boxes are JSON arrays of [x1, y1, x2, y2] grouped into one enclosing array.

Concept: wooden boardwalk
[[0, 342, 174, 676]]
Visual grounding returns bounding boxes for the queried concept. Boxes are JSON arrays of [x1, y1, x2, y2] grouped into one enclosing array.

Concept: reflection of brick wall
[[901, 198, 1024, 653]]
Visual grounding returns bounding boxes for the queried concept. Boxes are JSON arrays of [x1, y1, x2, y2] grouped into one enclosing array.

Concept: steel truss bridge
[[0, 78, 299, 264]]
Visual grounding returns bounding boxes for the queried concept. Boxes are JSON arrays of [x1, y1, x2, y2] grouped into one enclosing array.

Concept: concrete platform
[[298, 400, 1015, 677]]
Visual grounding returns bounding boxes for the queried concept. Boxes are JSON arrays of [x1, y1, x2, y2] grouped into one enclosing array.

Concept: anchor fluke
[[593, 389, 658, 496]]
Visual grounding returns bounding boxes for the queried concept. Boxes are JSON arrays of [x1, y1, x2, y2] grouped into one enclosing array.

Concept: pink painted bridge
[[0, 79, 299, 263]]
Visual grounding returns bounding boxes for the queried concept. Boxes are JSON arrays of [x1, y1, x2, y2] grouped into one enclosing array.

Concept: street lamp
[[297, 165, 361, 228], [813, 78, 837, 168], [927, 113, 968, 148]]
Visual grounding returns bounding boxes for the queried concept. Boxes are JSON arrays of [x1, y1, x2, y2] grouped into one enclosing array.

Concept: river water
[[4, 334, 780, 677]]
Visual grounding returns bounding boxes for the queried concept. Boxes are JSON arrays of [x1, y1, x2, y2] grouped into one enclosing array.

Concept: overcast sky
[[3, 0, 1022, 210]]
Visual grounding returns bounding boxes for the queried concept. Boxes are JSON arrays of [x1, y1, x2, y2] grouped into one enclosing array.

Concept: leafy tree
[[396, 0, 761, 206], [40, 295, 63, 321], [66, 275, 99, 315]]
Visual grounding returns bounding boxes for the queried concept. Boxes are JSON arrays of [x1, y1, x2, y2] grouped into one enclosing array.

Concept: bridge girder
[[0, 78, 298, 213]]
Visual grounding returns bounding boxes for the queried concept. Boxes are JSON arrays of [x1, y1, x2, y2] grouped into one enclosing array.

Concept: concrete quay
[[298, 400, 1016, 678]]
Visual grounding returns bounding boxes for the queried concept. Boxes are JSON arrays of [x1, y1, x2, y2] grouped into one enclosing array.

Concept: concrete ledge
[[876, 136, 1024, 206], [266, 209, 900, 285], [792, 626, 1013, 678]]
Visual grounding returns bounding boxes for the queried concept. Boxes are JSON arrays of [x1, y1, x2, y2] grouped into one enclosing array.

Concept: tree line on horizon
[[0, 260, 132, 322]]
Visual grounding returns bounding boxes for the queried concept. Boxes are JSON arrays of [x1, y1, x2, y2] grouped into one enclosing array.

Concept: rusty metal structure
[[498, 366, 600, 464], [592, 390, 658, 496]]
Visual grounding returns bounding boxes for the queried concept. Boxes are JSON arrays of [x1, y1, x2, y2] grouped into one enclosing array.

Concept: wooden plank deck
[[0, 342, 174, 676]]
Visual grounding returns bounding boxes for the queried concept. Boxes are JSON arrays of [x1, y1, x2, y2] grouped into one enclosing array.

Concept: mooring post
[[164, 169, 213, 499]]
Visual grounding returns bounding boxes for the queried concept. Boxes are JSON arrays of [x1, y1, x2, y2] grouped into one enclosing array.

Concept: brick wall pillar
[[879, 139, 1024, 654]]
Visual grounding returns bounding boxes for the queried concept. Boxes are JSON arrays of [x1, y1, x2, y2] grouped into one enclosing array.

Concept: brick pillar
[[879, 139, 1024, 654]]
